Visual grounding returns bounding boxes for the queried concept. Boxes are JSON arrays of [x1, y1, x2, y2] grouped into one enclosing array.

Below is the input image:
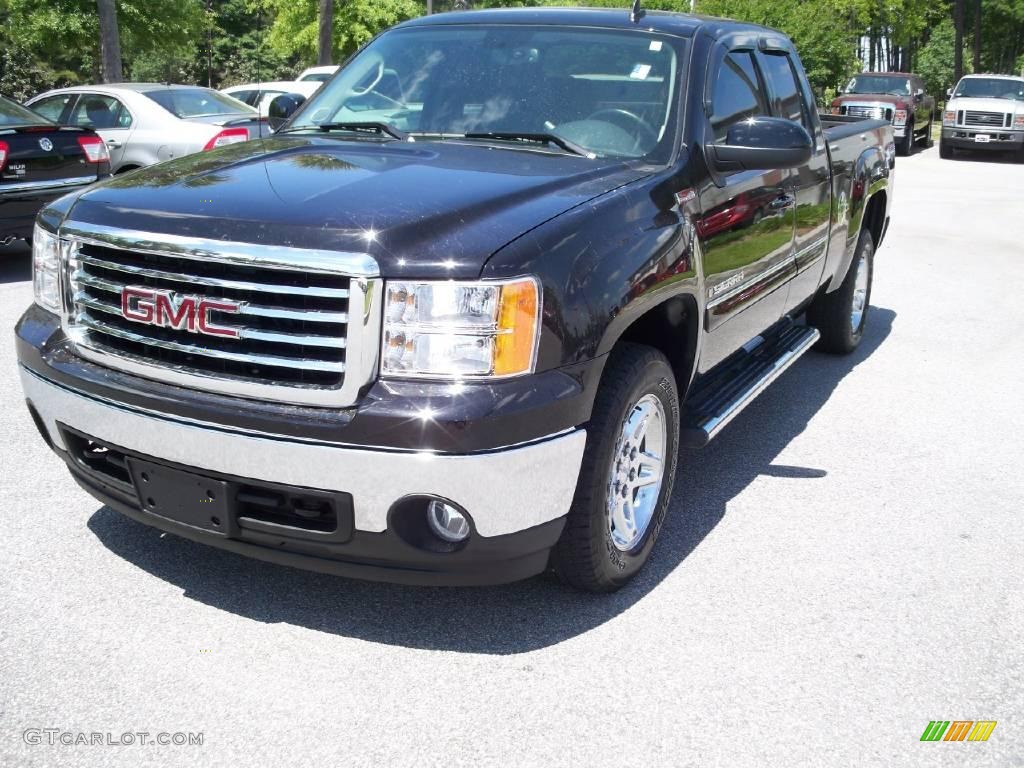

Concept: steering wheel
[[585, 108, 659, 154]]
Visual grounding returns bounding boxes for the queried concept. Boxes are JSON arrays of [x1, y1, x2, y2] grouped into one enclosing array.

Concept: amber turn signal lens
[[493, 279, 540, 377]]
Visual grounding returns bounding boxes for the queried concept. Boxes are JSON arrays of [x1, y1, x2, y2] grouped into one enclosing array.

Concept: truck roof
[[397, 7, 771, 39]]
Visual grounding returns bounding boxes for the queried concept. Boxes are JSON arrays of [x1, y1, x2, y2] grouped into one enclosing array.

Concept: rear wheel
[[807, 228, 874, 354], [552, 343, 679, 592]]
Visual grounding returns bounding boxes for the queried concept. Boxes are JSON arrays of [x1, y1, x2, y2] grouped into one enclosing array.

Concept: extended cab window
[[709, 51, 768, 143], [760, 52, 808, 128]]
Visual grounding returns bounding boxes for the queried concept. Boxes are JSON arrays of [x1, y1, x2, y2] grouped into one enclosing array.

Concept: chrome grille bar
[[76, 314, 348, 370], [72, 275, 349, 323], [76, 255, 349, 299]]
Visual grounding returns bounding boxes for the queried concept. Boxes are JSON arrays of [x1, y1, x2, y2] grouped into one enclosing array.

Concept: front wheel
[[807, 228, 874, 354], [921, 119, 934, 148], [552, 343, 679, 592], [898, 122, 914, 156], [939, 138, 954, 159]]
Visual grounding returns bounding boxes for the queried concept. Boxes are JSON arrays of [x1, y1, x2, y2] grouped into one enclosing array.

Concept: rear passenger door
[[758, 46, 831, 311], [68, 93, 134, 169], [696, 47, 796, 372]]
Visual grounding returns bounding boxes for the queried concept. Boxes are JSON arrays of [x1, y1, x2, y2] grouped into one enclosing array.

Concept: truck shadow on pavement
[[87, 308, 895, 655]]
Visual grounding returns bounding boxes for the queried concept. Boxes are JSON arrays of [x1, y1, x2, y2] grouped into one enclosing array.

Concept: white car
[[26, 84, 266, 173], [297, 66, 339, 83], [940, 74, 1024, 159], [221, 81, 321, 115]]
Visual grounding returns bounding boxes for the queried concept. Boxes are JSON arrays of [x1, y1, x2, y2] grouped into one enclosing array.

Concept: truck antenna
[[630, 0, 645, 23]]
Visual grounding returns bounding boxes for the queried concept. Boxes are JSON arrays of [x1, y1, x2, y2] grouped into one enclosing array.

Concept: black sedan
[[1, 94, 111, 245]]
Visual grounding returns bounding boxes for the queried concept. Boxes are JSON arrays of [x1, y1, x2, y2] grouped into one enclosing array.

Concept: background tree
[[96, 0, 123, 82], [318, 0, 333, 65]]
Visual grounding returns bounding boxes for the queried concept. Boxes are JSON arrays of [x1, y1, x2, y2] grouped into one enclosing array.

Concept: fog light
[[426, 500, 470, 543]]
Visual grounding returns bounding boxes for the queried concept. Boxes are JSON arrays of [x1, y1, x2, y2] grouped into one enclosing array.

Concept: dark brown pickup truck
[[831, 72, 936, 155]]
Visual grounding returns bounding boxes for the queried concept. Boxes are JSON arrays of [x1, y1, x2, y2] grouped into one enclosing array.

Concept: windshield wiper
[[462, 132, 597, 158], [280, 122, 408, 140]]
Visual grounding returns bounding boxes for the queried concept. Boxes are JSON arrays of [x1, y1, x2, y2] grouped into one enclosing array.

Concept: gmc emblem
[[120, 287, 241, 339]]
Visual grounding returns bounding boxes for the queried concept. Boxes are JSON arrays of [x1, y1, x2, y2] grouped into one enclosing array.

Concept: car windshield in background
[[301, 73, 333, 83], [143, 88, 256, 118], [288, 25, 682, 161], [846, 75, 911, 95], [954, 78, 1024, 100], [0, 95, 52, 128]]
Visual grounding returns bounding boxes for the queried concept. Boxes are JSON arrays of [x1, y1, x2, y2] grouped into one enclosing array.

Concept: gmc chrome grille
[[59, 223, 381, 407], [963, 110, 1008, 128]]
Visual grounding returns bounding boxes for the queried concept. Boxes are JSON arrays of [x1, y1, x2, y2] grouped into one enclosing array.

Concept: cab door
[[758, 47, 831, 312], [696, 46, 796, 372]]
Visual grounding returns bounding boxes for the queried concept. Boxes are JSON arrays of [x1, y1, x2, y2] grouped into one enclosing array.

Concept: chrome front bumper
[[20, 367, 587, 538]]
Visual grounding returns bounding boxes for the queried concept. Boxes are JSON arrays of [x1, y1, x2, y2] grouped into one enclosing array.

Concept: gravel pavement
[[1, 143, 1022, 768]]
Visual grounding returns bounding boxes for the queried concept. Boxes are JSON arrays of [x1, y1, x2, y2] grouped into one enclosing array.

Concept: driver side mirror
[[268, 93, 306, 131], [707, 117, 814, 173], [915, 88, 925, 100], [946, 87, 954, 98]]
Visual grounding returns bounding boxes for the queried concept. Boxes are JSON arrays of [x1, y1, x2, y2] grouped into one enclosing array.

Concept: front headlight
[[32, 224, 62, 313], [943, 110, 956, 126], [381, 277, 541, 379], [1015, 114, 1024, 130]]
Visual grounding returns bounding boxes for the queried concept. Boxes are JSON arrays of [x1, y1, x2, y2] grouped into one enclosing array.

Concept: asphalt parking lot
[[1, 143, 1022, 768]]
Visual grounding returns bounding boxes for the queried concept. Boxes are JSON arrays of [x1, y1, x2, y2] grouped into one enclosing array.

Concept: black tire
[[807, 228, 874, 354], [921, 119, 934, 148], [939, 138, 954, 159], [552, 343, 680, 592], [898, 122, 914, 156]]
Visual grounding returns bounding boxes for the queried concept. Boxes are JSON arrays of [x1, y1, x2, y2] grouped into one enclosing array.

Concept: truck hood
[[63, 135, 650, 278], [947, 96, 1024, 116]]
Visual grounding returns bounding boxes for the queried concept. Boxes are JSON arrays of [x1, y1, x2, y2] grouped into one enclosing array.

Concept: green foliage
[[697, 0, 864, 95], [267, 0, 422, 64], [917, 19, 962, 97]]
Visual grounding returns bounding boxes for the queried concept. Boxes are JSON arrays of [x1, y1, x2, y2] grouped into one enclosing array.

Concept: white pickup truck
[[940, 74, 1024, 159]]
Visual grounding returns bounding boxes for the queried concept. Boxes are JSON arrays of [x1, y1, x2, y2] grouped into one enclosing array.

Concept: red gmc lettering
[[155, 293, 198, 332], [120, 287, 240, 339]]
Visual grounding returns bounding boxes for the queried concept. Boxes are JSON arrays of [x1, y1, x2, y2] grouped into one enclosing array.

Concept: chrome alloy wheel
[[606, 394, 667, 552], [850, 252, 869, 332]]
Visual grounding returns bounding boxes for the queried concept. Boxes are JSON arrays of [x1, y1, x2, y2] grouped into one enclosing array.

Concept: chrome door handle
[[106, 140, 121, 148]]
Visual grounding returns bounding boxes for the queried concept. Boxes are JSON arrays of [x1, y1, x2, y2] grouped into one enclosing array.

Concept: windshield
[[288, 25, 683, 161], [954, 77, 1024, 100], [0, 95, 52, 128], [845, 75, 912, 96], [143, 88, 256, 118]]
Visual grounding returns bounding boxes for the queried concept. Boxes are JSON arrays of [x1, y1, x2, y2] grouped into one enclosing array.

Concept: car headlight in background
[[32, 224, 62, 313], [943, 110, 956, 126], [893, 109, 908, 126], [382, 277, 541, 379], [1015, 115, 1024, 130]]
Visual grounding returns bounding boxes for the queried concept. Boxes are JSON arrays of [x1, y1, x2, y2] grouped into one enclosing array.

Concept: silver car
[[25, 84, 266, 174]]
